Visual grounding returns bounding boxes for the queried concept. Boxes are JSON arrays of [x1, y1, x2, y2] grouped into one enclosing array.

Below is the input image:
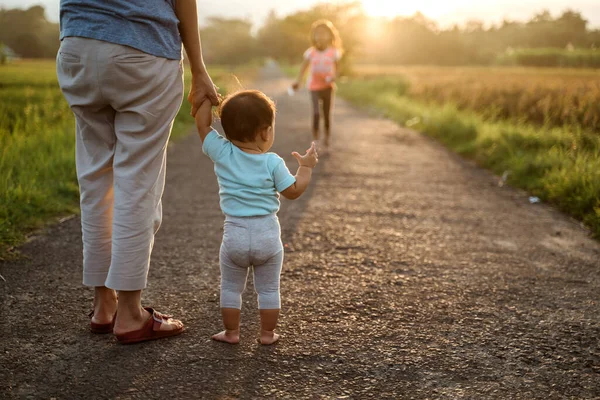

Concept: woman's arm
[[175, 0, 219, 115]]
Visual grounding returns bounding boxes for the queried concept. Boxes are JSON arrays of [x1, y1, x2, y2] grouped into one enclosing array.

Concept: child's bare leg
[[323, 88, 333, 148], [312, 129, 319, 142], [212, 308, 241, 344], [215, 244, 249, 345], [259, 309, 280, 345], [253, 248, 283, 345], [311, 90, 320, 143]]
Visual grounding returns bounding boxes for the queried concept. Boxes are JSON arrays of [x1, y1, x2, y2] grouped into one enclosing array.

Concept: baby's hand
[[195, 98, 213, 128], [195, 98, 214, 141], [292, 142, 318, 168]]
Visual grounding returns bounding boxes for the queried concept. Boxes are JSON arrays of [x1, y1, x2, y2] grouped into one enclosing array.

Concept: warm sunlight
[[361, 0, 469, 19], [361, 0, 429, 17]]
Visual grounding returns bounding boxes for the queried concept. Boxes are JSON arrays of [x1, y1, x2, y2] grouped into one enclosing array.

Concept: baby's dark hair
[[218, 90, 276, 142]]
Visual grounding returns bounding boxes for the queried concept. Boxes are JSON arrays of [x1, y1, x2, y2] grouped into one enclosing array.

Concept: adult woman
[[57, 0, 217, 344]]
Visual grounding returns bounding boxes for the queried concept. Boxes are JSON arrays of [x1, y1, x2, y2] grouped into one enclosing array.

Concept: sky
[[1, 0, 599, 28]]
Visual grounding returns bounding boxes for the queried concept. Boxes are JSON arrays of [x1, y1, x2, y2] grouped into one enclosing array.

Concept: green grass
[[279, 63, 300, 79], [0, 60, 256, 258], [337, 78, 600, 238], [496, 48, 600, 68]]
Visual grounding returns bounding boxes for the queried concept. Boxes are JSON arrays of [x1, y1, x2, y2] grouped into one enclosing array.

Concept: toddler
[[293, 19, 343, 151], [195, 90, 318, 345]]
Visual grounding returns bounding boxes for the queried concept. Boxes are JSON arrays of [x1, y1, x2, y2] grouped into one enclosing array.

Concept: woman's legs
[[93, 287, 118, 324], [58, 39, 118, 325], [58, 37, 185, 336], [75, 106, 118, 323], [103, 45, 184, 334]]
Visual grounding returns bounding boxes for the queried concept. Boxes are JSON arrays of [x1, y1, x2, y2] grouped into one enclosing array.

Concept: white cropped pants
[[57, 37, 183, 290]]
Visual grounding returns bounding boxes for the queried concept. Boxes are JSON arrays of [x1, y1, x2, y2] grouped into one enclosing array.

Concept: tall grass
[[0, 60, 256, 257], [497, 48, 600, 68], [352, 65, 600, 132], [0, 61, 77, 256], [338, 78, 600, 237]]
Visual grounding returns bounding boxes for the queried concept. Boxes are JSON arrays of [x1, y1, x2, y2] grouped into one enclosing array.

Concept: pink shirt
[[304, 46, 341, 91]]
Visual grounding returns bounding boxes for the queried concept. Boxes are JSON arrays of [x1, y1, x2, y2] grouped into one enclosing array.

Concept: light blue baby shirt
[[203, 130, 296, 217]]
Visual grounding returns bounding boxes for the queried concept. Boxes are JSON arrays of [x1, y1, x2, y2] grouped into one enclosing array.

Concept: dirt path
[[1, 64, 599, 399]]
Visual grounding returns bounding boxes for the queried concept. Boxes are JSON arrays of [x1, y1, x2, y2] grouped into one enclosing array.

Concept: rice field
[[352, 65, 600, 132], [0, 60, 255, 257], [496, 48, 600, 69]]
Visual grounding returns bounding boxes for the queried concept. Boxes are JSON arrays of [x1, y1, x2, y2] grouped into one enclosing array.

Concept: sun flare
[[361, 0, 461, 19]]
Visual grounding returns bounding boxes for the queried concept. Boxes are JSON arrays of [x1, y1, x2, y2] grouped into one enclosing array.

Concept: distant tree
[[523, 9, 588, 47], [15, 33, 43, 58], [200, 17, 256, 65], [0, 6, 59, 58], [555, 10, 589, 46]]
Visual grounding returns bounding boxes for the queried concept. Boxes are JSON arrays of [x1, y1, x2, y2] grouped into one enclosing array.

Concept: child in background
[[292, 19, 343, 152], [195, 90, 318, 345]]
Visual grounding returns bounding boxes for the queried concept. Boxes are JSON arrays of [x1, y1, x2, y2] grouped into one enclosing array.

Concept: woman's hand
[[292, 142, 319, 168], [189, 70, 219, 117], [292, 81, 300, 90]]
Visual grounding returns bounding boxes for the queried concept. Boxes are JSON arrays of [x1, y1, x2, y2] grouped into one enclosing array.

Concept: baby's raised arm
[[194, 99, 214, 143], [281, 142, 318, 200]]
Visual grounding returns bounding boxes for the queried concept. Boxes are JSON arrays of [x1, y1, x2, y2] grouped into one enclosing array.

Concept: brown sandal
[[115, 307, 185, 345], [89, 309, 117, 334]]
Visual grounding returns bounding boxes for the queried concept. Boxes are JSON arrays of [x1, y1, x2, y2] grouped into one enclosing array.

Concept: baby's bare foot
[[212, 330, 240, 344], [260, 331, 280, 345]]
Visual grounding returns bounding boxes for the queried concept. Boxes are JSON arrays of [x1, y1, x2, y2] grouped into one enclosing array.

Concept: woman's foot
[[91, 286, 118, 325], [212, 330, 240, 344], [113, 307, 151, 335], [113, 307, 183, 336], [259, 330, 280, 345], [113, 291, 183, 336], [114, 307, 185, 344]]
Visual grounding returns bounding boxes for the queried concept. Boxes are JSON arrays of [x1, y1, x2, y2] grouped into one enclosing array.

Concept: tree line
[[2, 3, 600, 67], [0, 6, 59, 58]]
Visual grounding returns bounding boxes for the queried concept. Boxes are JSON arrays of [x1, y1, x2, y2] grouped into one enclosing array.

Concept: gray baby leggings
[[220, 214, 283, 310]]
